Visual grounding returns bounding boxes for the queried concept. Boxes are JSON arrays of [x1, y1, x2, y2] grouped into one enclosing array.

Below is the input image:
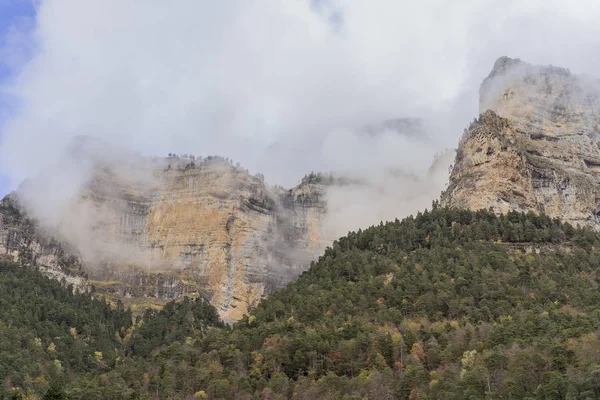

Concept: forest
[[3, 207, 600, 399]]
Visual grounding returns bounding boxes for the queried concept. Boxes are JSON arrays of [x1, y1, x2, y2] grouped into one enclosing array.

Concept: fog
[[2, 0, 600, 246]]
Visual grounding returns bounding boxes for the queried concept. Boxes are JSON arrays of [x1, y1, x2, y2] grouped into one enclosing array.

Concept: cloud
[[2, 0, 600, 215]]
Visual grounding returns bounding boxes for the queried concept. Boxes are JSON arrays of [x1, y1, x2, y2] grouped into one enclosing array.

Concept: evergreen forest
[[3, 208, 600, 399]]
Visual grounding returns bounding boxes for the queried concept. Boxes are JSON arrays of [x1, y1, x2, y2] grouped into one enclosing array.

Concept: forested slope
[[0, 263, 131, 398], [4, 208, 600, 399]]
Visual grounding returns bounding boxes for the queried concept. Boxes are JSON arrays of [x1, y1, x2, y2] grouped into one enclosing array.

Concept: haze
[[1, 0, 600, 235]]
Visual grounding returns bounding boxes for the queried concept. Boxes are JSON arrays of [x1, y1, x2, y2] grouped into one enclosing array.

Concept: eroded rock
[[442, 57, 600, 229]]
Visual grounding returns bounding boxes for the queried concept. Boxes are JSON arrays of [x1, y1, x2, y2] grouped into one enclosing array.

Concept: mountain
[[5, 55, 600, 398], [442, 56, 600, 229], [4, 208, 600, 399], [1, 129, 448, 322], [0, 152, 331, 322]]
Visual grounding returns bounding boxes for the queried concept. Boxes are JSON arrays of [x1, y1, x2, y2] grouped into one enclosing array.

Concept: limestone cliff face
[[139, 162, 329, 321], [442, 57, 600, 229], [8, 156, 330, 322]]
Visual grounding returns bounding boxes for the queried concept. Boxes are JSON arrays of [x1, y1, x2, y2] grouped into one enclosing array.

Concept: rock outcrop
[[1, 155, 330, 322], [442, 57, 600, 229], [0, 196, 88, 291]]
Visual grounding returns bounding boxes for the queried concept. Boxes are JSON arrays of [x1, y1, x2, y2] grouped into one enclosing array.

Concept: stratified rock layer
[[442, 57, 600, 229]]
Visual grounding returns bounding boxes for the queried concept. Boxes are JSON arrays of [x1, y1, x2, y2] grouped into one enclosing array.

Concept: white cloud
[[2, 0, 600, 189]]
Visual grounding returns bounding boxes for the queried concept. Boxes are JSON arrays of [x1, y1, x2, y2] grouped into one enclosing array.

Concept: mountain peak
[[486, 56, 524, 79], [443, 57, 600, 229]]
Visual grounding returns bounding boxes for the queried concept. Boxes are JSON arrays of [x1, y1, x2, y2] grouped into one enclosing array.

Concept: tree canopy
[[3, 208, 600, 399]]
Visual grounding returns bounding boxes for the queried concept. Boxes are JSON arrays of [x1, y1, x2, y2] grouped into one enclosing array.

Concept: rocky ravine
[[1, 157, 330, 322], [442, 56, 600, 229]]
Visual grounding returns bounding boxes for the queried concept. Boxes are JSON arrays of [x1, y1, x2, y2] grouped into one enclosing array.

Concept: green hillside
[[0, 263, 131, 399], [3, 208, 600, 399]]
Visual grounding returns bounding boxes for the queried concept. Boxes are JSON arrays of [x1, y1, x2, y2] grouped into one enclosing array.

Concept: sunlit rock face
[[443, 57, 600, 230], [131, 161, 329, 322], [1, 153, 331, 322]]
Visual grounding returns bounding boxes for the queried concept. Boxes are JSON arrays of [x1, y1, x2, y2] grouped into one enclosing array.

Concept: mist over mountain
[[3, 1, 600, 194], [2, 0, 600, 324], [3, 2, 600, 399], [4, 51, 600, 327]]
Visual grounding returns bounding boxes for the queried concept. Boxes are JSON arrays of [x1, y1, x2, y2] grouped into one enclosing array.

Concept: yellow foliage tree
[[47, 343, 56, 353]]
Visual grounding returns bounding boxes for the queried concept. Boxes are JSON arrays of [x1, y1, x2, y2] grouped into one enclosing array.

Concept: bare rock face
[[0, 196, 88, 291], [2, 155, 330, 322], [442, 57, 600, 229], [92, 161, 331, 321]]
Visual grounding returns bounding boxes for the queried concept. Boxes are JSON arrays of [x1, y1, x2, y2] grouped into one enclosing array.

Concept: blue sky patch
[[0, 0, 35, 197]]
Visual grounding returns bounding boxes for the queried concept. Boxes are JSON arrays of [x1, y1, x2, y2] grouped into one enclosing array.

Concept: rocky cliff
[[442, 57, 600, 229], [1, 154, 330, 322], [0, 196, 88, 290]]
